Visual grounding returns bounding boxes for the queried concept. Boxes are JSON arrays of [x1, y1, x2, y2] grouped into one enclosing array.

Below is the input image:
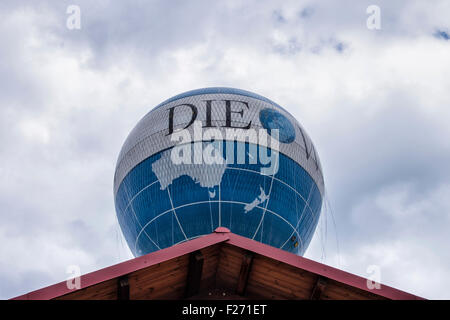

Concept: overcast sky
[[1, 0, 449, 299]]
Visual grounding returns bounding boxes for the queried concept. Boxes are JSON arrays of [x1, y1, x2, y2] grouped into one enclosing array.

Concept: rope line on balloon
[[128, 166, 319, 253], [167, 186, 188, 242], [251, 147, 279, 241], [133, 199, 303, 253], [120, 165, 318, 227], [208, 187, 214, 233], [128, 167, 319, 254], [227, 155, 244, 231], [123, 182, 161, 253], [121, 180, 159, 217], [324, 191, 341, 268], [279, 180, 313, 251], [225, 166, 317, 218]]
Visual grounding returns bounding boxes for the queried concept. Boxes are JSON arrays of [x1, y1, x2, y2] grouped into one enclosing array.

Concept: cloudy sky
[[1, 0, 449, 299]]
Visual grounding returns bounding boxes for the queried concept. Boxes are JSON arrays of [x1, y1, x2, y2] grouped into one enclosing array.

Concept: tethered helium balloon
[[114, 88, 324, 256]]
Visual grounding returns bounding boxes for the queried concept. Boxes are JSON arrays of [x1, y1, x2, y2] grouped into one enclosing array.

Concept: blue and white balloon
[[114, 87, 324, 256]]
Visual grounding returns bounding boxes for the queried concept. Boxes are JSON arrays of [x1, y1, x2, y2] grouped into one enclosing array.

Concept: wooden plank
[[200, 245, 220, 280], [129, 256, 189, 290], [150, 280, 186, 299], [246, 281, 290, 300], [253, 256, 315, 281], [310, 276, 327, 300], [250, 261, 315, 293], [216, 268, 240, 288], [248, 273, 310, 299], [217, 268, 240, 286], [131, 270, 188, 299], [250, 257, 316, 291], [199, 275, 216, 292], [221, 244, 245, 260], [131, 256, 188, 281], [136, 282, 185, 300], [188, 288, 249, 300], [219, 252, 242, 270], [201, 261, 218, 285], [131, 270, 188, 295], [217, 263, 241, 281], [236, 252, 253, 296], [55, 278, 117, 300], [219, 249, 245, 269], [201, 244, 222, 290], [216, 243, 245, 287], [217, 247, 314, 298], [217, 266, 239, 281], [117, 275, 129, 300], [128, 256, 190, 299], [321, 280, 385, 300], [201, 260, 218, 279], [219, 247, 245, 263], [184, 250, 204, 298], [200, 243, 220, 256]]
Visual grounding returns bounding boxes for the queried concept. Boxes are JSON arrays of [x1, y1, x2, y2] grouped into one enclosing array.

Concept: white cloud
[[18, 119, 51, 144], [307, 182, 450, 299]]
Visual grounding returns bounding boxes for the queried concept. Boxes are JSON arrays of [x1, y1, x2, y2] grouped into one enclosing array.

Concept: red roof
[[12, 227, 423, 300]]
